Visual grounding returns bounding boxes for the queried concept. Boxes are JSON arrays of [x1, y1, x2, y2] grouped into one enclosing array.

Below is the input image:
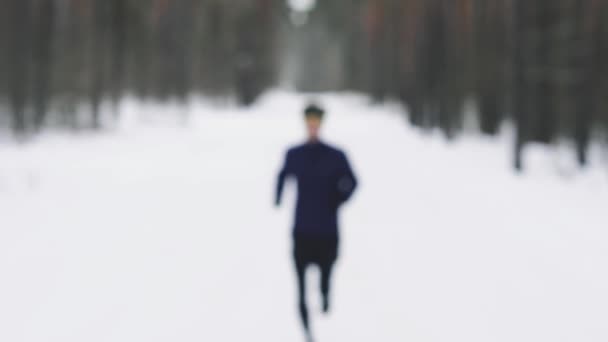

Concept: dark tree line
[[302, 0, 607, 170], [1, 0, 607, 171], [0, 0, 279, 135]]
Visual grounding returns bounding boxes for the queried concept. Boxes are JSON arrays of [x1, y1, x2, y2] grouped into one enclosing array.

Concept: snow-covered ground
[[1, 91, 607, 342]]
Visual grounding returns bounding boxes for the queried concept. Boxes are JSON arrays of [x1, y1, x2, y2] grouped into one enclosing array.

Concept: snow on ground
[[0, 91, 607, 342]]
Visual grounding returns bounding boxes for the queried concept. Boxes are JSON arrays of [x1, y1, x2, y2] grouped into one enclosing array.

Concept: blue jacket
[[276, 141, 358, 238]]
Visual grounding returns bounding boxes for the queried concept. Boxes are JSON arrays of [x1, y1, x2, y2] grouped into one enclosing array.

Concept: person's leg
[[294, 239, 310, 333], [295, 260, 309, 331], [319, 260, 334, 313], [319, 238, 338, 313]]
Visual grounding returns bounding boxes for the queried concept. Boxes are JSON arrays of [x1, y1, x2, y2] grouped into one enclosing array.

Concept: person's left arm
[[336, 151, 358, 205]]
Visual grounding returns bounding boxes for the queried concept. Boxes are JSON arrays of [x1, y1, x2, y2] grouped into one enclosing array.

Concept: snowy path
[[1, 92, 608, 342]]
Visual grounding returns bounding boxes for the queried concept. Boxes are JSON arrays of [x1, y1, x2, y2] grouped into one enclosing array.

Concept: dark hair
[[304, 104, 325, 119]]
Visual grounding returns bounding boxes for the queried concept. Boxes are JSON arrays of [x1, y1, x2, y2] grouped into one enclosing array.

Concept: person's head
[[304, 104, 325, 142]]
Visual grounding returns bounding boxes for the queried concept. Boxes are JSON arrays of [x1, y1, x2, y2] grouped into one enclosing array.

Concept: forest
[[1, 0, 607, 170]]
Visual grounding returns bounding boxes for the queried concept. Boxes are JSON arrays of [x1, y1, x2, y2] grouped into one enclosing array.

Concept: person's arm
[[336, 151, 358, 205], [275, 150, 292, 207]]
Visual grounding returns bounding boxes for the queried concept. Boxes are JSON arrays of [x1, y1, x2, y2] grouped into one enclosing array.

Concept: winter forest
[[2, 2, 608, 342], [1, 0, 607, 171]]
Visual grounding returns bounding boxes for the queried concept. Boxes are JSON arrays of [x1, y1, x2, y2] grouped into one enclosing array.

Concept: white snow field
[[1, 91, 607, 342]]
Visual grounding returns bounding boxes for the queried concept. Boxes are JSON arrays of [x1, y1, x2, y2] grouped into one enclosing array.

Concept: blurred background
[[0, 0, 607, 170], [1, 1, 608, 342]]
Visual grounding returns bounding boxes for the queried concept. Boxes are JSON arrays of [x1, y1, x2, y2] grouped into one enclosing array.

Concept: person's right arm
[[275, 150, 293, 207]]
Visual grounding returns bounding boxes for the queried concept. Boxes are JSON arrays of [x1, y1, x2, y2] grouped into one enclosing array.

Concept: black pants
[[293, 236, 338, 332]]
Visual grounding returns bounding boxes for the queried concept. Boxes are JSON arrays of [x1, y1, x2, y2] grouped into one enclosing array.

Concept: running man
[[275, 104, 358, 339]]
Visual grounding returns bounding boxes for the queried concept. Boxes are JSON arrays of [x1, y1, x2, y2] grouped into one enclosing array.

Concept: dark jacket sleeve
[[336, 151, 358, 205], [275, 150, 292, 206]]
